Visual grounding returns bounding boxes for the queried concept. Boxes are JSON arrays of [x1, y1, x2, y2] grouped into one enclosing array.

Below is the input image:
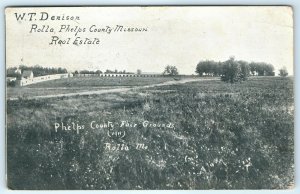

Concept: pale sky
[[6, 6, 293, 75]]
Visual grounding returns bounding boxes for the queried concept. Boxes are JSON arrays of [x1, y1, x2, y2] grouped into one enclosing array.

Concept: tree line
[[20, 65, 68, 76], [7, 65, 68, 77], [195, 57, 282, 83], [196, 58, 275, 77], [75, 69, 134, 74]]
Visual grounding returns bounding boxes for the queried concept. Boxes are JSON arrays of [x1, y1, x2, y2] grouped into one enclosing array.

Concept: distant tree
[[163, 65, 179, 76], [248, 62, 274, 76], [77, 70, 104, 74], [279, 67, 288, 77], [17, 65, 67, 76], [255, 63, 265, 76], [105, 69, 113, 74], [249, 62, 257, 76], [265, 64, 275, 76], [7, 68, 22, 80], [196, 57, 274, 80], [80, 70, 89, 74], [221, 57, 247, 83], [7, 80, 16, 87], [238, 60, 250, 81], [196, 60, 212, 76], [137, 69, 142, 75], [196, 60, 223, 76]]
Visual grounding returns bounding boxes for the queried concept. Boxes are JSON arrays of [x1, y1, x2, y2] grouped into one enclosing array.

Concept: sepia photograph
[[5, 6, 294, 190]]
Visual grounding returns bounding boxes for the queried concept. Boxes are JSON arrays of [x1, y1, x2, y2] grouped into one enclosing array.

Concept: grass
[[7, 76, 179, 99], [26, 76, 176, 88], [6, 76, 294, 189], [6, 87, 93, 99]]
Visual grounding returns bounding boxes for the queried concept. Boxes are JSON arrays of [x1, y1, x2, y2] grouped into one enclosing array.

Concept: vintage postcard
[[5, 6, 294, 190]]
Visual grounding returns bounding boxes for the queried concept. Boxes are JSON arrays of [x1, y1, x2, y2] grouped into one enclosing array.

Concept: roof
[[22, 70, 33, 77]]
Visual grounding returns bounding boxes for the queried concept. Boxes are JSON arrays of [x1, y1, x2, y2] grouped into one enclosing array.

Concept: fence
[[16, 73, 72, 86], [74, 73, 162, 78]]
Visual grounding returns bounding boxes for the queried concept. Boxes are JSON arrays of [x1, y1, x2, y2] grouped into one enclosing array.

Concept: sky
[[6, 6, 294, 75]]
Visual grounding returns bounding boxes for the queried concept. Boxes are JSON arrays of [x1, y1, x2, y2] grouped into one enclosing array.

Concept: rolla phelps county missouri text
[[14, 11, 149, 46]]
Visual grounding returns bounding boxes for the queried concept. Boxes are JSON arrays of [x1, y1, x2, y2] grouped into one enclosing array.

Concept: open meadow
[[28, 76, 176, 88], [6, 76, 294, 189], [6, 76, 177, 99]]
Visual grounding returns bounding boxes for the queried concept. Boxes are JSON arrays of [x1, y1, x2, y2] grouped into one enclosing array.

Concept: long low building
[[13, 72, 164, 87], [16, 73, 73, 86], [74, 73, 162, 77]]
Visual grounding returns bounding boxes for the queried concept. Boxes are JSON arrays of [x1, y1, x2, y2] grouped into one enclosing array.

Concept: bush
[[238, 60, 250, 81], [163, 65, 179, 76], [279, 67, 288, 77], [221, 58, 249, 83]]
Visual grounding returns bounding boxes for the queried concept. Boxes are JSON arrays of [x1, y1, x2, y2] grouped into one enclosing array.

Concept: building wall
[[15, 72, 162, 87], [74, 73, 162, 78], [7, 77, 17, 82], [16, 73, 71, 86]]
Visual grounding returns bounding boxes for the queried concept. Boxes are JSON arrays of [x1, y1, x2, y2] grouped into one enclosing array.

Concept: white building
[[22, 70, 34, 79]]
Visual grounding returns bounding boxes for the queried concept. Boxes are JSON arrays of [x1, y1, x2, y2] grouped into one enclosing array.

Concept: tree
[[264, 64, 275, 76], [238, 60, 250, 81], [221, 58, 242, 83], [248, 62, 274, 76], [137, 69, 142, 75], [249, 62, 257, 76], [163, 65, 179, 76], [17, 65, 67, 76], [105, 69, 113, 73], [196, 60, 220, 76], [195, 61, 208, 76], [279, 67, 288, 77], [195, 58, 273, 80], [220, 57, 250, 83]]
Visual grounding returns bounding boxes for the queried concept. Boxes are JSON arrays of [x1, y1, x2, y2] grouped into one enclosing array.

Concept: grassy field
[[7, 76, 179, 99], [6, 76, 294, 189], [6, 86, 133, 99], [27, 76, 176, 88]]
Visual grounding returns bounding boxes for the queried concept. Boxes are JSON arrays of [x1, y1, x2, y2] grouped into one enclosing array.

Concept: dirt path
[[8, 78, 217, 100]]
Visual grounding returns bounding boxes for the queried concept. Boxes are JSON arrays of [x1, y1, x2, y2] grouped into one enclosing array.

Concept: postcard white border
[[0, 0, 299, 194]]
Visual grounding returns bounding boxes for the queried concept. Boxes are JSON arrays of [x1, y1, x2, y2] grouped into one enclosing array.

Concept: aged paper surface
[[6, 6, 294, 190]]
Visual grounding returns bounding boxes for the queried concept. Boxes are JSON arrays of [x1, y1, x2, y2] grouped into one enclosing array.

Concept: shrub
[[221, 57, 249, 83], [279, 67, 288, 77], [163, 65, 179, 76]]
